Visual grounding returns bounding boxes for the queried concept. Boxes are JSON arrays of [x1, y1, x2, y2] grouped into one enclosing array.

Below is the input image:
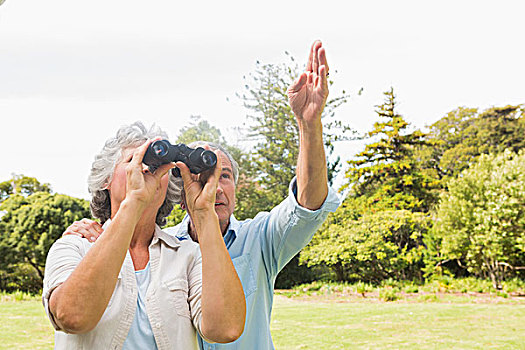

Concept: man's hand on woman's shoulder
[[63, 218, 103, 242]]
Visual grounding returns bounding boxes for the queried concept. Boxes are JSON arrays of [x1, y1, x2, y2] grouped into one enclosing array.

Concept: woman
[[42, 122, 245, 349]]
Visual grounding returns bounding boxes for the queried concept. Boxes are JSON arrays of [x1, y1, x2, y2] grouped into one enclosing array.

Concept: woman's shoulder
[[49, 234, 93, 255]]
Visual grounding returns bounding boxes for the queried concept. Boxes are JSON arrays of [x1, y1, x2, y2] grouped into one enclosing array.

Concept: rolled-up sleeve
[[260, 177, 341, 278], [186, 245, 215, 344], [42, 236, 88, 331]]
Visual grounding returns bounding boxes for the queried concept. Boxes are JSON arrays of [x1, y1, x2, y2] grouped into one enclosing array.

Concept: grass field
[[0, 294, 524, 349], [271, 296, 525, 349]]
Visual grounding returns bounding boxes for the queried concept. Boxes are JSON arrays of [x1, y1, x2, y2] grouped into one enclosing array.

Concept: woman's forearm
[[49, 199, 143, 333], [195, 212, 246, 343]]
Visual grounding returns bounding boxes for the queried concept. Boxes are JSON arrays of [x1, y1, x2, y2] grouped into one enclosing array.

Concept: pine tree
[[344, 88, 437, 212]]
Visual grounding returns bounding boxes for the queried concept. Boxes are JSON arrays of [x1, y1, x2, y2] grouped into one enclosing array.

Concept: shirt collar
[[102, 218, 181, 249], [176, 213, 239, 243]]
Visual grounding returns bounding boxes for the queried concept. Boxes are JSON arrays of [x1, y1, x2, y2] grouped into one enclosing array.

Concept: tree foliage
[[176, 115, 224, 145], [0, 174, 51, 202], [421, 105, 525, 183], [168, 115, 255, 222], [168, 115, 234, 224], [344, 88, 438, 212], [235, 54, 356, 287], [433, 150, 525, 288], [301, 199, 431, 282], [0, 192, 90, 289], [238, 53, 356, 216], [306, 91, 524, 285], [1, 55, 522, 293]]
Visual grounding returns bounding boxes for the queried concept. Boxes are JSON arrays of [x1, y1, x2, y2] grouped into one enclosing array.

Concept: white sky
[[0, 0, 524, 199]]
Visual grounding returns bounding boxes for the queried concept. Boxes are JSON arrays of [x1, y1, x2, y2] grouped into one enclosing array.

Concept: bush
[[0, 263, 42, 294], [433, 150, 525, 289], [356, 281, 373, 297], [275, 278, 524, 300], [403, 283, 420, 294], [275, 256, 329, 289], [378, 287, 399, 302], [0, 290, 39, 302], [503, 278, 525, 294], [418, 294, 439, 302]]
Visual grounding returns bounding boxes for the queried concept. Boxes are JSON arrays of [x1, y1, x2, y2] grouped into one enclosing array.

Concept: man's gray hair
[[88, 121, 180, 226], [172, 141, 239, 203]]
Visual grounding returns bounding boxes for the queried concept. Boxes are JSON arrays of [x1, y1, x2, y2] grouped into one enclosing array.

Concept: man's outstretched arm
[[288, 40, 330, 210]]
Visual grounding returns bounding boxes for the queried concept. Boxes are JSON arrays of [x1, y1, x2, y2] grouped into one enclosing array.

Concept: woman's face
[[108, 145, 170, 216]]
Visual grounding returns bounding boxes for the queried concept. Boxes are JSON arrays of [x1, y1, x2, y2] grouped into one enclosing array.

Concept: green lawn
[[0, 300, 54, 350], [270, 296, 525, 349], [1, 296, 524, 349]]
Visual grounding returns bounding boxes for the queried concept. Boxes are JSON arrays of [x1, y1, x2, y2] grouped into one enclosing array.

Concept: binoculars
[[143, 140, 217, 177]]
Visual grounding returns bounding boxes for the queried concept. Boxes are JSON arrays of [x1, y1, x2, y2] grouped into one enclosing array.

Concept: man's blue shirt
[[165, 178, 340, 350]]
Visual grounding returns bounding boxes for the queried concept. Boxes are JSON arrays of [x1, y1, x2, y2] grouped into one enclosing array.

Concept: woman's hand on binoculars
[[124, 139, 174, 209]]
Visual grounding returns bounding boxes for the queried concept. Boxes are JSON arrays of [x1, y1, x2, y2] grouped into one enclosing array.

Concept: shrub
[[379, 287, 399, 302]]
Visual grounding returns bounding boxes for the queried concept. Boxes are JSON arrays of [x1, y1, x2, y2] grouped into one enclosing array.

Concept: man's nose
[[216, 185, 224, 195]]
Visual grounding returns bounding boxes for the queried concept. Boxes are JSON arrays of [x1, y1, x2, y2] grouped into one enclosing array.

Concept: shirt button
[[155, 322, 161, 328]]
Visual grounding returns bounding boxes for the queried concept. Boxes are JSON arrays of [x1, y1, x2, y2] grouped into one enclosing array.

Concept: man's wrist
[[193, 209, 218, 223], [193, 215, 222, 243], [297, 118, 323, 132]]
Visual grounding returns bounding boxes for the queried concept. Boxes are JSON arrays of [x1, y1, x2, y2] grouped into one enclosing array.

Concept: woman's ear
[[102, 177, 112, 191]]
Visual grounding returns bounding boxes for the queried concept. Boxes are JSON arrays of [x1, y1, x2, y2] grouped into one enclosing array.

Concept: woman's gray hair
[[172, 141, 239, 203], [88, 121, 180, 226]]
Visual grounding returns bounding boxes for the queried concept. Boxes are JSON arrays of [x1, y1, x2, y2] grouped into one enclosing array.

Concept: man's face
[[184, 150, 236, 235], [213, 151, 236, 232]]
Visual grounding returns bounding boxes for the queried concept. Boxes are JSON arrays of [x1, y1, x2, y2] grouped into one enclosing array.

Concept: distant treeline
[[0, 58, 523, 293]]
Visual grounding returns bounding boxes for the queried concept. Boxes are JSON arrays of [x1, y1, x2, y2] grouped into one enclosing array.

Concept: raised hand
[[287, 40, 330, 124]]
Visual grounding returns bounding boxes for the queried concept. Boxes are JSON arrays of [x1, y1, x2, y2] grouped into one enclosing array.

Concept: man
[[66, 40, 341, 349]]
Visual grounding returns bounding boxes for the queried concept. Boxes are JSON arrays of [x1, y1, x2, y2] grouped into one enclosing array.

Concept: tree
[[344, 88, 438, 212], [300, 198, 431, 283], [0, 174, 51, 202], [168, 115, 255, 222], [238, 53, 356, 214], [433, 150, 525, 289], [166, 116, 230, 226], [176, 115, 224, 145], [422, 105, 525, 183], [236, 53, 355, 288], [0, 192, 90, 288]]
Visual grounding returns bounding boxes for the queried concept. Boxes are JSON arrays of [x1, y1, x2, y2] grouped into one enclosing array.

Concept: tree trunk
[[485, 259, 503, 290], [25, 256, 44, 284], [332, 262, 346, 281]]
